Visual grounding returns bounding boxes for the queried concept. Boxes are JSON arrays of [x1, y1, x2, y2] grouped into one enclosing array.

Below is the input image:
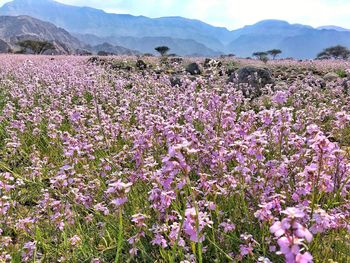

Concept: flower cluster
[[0, 55, 349, 262], [270, 208, 313, 263]]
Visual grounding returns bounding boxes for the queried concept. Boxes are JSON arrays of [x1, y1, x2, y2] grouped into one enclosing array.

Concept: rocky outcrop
[[0, 15, 83, 54]]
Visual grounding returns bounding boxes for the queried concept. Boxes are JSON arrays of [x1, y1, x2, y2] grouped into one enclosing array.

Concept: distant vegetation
[[317, 45, 350, 60], [155, 46, 170, 56], [267, 49, 282, 59], [16, 40, 55, 54], [252, 51, 269, 63], [253, 49, 283, 63]]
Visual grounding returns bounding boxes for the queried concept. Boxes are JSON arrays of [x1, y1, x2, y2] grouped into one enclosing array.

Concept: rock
[[170, 57, 183, 64], [323, 72, 339, 82], [136, 59, 147, 70], [204, 58, 222, 68], [307, 78, 326, 89], [236, 66, 273, 86], [226, 67, 238, 76], [228, 66, 274, 98], [169, 76, 182, 87], [186, 63, 201, 75], [88, 56, 100, 64], [342, 78, 349, 94], [296, 74, 306, 81]]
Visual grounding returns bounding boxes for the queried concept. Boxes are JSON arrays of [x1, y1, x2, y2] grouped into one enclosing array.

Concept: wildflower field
[[0, 55, 349, 262]]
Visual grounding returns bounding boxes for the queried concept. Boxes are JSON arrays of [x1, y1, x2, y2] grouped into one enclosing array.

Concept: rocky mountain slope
[[0, 15, 83, 54]]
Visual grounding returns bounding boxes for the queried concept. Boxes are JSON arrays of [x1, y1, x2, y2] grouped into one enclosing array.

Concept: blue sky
[[1, 0, 350, 29]]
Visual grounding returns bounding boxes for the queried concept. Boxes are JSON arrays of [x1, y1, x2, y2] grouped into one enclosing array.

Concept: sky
[[1, 0, 350, 30]]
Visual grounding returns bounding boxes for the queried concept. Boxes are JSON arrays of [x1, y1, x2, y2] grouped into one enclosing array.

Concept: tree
[[155, 46, 170, 56], [252, 51, 269, 63], [316, 45, 350, 60], [17, 40, 55, 54], [267, 49, 282, 59]]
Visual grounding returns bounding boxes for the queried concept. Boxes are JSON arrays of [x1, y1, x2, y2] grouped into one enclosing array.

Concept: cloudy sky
[[1, 0, 350, 29]]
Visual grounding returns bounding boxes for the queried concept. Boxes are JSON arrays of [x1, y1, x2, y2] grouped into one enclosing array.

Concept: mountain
[[0, 0, 230, 53], [0, 15, 142, 55], [318, 26, 350, 32], [226, 20, 315, 57], [279, 30, 350, 59], [0, 15, 83, 54], [226, 20, 350, 59], [74, 33, 222, 57], [90, 42, 141, 56], [0, 39, 11, 53], [2, 0, 350, 58]]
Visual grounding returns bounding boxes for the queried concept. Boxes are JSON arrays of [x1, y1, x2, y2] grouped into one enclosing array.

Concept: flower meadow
[[0, 55, 350, 262]]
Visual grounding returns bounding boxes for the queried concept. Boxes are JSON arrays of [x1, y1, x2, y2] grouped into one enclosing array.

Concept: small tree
[[316, 45, 350, 60], [253, 51, 269, 63], [17, 40, 55, 54], [267, 49, 282, 59], [155, 46, 170, 56]]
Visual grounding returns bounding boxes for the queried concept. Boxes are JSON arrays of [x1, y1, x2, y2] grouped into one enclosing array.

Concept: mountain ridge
[[1, 0, 350, 58], [0, 15, 139, 55]]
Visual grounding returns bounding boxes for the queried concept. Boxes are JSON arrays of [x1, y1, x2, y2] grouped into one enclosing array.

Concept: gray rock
[[342, 78, 349, 94], [323, 72, 339, 82], [136, 59, 147, 70], [226, 67, 238, 76], [169, 76, 182, 87], [186, 63, 201, 75], [228, 66, 274, 98], [88, 56, 100, 64], [204, 58, 222, 68], [307, 78, 326, 89], [170, 57, 183, 64]]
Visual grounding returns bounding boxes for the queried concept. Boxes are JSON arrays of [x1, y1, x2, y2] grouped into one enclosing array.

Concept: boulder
[[226, 67, 238, 76], [306, 78, 326, 89], [169, 76, 182, 87], [170, 57, 183, 64], [342, 78, 349, 94], [186, 63, 201, 75], [228, 66, 274, 98], [88, 56, 100, 64], [136, 59, 147, 70], [323, 72, 339, 82], [204, 58, 222, 68]]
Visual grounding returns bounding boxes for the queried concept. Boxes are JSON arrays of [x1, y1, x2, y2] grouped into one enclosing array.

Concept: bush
[[16, 40, 55, 54], [317, 45, 350, 60]]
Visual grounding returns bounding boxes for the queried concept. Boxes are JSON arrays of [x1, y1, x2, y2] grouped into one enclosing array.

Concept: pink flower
[[271, 207, 313, 263], [69, 235, 82, 246], [111, 197, 128, 206], [151, 234, 167, 248], [270, 221, 285, 237], [282, 207, 305, 219], [296, 252, 313, 263]]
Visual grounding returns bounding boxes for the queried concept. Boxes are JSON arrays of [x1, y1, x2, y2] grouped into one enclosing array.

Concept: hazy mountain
[[74, 33, 222, 57], [90, 42, 141, 56], [318, 26, 350, 32], [0, 15, 83, 53], [0, 39, 11, 53], [2, 0, 350, 58], [0, 0, 230, 52], [226, 20, 350, 59], [279, 30, 350, 59]]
